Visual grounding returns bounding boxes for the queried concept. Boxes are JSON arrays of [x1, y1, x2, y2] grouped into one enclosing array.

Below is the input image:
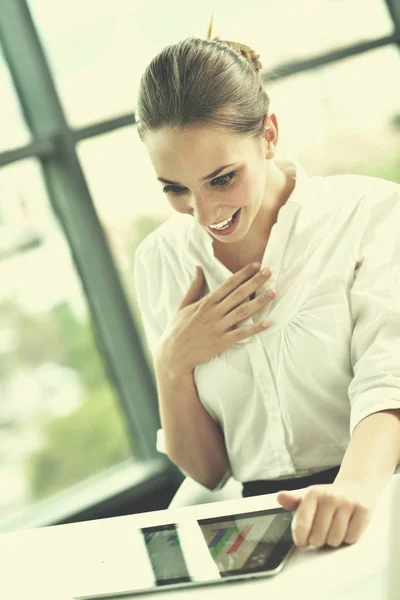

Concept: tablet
[[74, 506, 295, 599]]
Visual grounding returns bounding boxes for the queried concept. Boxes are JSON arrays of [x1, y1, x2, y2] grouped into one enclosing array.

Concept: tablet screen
[[197, 507, 294, 576], [142, 507, 294, 585], [141, 524, 191, 586]]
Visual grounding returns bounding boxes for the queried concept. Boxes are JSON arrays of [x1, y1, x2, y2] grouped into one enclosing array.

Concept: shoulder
[[313, 172, 400, 203], [308, 172, 400, 221], [133, 213, 197, 331]]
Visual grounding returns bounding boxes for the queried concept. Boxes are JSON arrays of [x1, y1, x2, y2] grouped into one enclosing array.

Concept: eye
[[211, 171, 237, 188], [161, 171, 237, 196], [161, 184, 186, 195]]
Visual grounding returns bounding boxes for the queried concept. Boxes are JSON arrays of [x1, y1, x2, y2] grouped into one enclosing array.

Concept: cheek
[[236, 174, 257, 206], [168, 197, 188, 214]]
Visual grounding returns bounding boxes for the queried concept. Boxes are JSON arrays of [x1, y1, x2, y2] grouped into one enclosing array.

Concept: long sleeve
[[348, 185, 400, 435], [134, 238, 232, 488]]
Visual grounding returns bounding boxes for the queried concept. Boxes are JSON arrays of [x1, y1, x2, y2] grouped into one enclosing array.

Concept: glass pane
[[27, 0, 394, 127], [222, 0, 394, 66], [77, 127, 171, 364], [0, 45, 31, 152], [0, 159, 133, 522], [268, 44, 400, 182]]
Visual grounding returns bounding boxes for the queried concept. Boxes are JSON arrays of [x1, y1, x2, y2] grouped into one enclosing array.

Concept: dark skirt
[[242, 465, 341, 497]]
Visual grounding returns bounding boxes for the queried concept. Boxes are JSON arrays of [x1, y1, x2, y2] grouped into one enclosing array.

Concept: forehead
[[143, 125, 249, 176]]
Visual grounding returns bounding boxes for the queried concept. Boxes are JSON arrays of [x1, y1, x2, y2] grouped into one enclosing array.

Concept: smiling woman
[[141, 120, 293, 255], [133, 23, 400, 551]]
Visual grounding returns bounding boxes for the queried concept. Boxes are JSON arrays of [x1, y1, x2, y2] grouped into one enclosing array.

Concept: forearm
[[154, 362, 230, 490], [335, 409, 400, 493]]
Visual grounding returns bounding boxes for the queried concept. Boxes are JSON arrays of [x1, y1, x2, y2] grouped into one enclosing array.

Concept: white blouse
[[134, 160, 400, 485]]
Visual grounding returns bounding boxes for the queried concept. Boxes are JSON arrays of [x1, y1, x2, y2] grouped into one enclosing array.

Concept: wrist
[[334, 473, 386, 502], [154, 353, 194, 381], [336, 462, 393, 491]]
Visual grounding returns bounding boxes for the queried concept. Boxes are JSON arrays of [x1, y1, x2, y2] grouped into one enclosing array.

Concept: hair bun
[[214, 36, 262, 73], [206, 13, 262, 74]]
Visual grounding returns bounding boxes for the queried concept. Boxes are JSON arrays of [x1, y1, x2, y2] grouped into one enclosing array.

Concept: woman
[[133, 30, 400, 550]]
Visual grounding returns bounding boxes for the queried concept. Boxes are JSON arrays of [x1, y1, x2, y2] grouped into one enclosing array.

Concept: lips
[[207, 208, 241, 235], [210, 211, 237, 228], [210, 216, 234, 230], [211, 209, 240, 227]]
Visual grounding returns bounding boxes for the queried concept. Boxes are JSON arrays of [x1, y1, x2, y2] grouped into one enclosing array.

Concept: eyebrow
[[157, 163, 238, 185]]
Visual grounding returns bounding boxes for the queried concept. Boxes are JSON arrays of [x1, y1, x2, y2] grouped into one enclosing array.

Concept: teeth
[[210, 213, 235, 230]]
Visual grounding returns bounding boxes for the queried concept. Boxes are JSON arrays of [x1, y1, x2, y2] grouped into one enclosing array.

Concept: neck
[[257, 160, 295, 236], [212, 160, 296, 269]]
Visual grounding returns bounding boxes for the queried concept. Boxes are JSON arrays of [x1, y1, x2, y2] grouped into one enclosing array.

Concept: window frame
[[0, 0, 399, 527]]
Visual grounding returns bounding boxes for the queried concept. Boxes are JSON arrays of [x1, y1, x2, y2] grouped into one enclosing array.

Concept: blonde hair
[[136, 14, 269, 141]]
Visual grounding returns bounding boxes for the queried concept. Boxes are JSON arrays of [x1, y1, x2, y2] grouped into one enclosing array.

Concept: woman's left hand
[[276, 480, 380, 548]]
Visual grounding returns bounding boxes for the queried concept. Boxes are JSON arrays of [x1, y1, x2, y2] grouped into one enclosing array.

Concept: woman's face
[[143, 120, 277, 245]]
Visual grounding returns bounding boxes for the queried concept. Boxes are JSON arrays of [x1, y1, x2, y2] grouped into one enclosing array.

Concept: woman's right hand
[[155, 262, 275, 375]]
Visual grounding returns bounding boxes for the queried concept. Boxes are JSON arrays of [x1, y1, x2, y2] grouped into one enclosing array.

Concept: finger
[[178, 266, 204, 309], [325, 506, 354, 548], [307, 496, 337, 548], [211, 262, 259, 305], [276, 490, 302, 511], [291, 489, 319, 547], [343, 504, 371, 545], [225, 318, 271, 343], [224, 288, 274, 331], [222, 268, 272, 316]]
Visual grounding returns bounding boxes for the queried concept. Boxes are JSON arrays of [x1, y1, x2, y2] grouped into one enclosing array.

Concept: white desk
[[0, 475, 397, 600]]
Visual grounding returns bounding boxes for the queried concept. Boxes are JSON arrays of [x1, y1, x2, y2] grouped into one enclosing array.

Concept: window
[[221, 0, 394, 66], [77, 126, 172, 364], [1, 0, 398, 529], [268, 44, 400, 181], [0, 46, 31, 151], [27, 0, 393, 127], [0, 159, 132, 523]]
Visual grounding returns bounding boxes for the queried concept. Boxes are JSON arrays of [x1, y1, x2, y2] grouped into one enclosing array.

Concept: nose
[[190, 195, 217, 227]]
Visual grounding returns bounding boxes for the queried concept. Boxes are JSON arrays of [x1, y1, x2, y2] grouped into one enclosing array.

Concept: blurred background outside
[[0, 0, 399, 529]]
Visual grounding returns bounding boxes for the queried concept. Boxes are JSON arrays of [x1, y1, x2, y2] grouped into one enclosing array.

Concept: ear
[[262, 113, 279, 159]]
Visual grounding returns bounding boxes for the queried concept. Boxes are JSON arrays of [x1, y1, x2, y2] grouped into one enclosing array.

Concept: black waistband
[[242, 465, 341, 498]]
